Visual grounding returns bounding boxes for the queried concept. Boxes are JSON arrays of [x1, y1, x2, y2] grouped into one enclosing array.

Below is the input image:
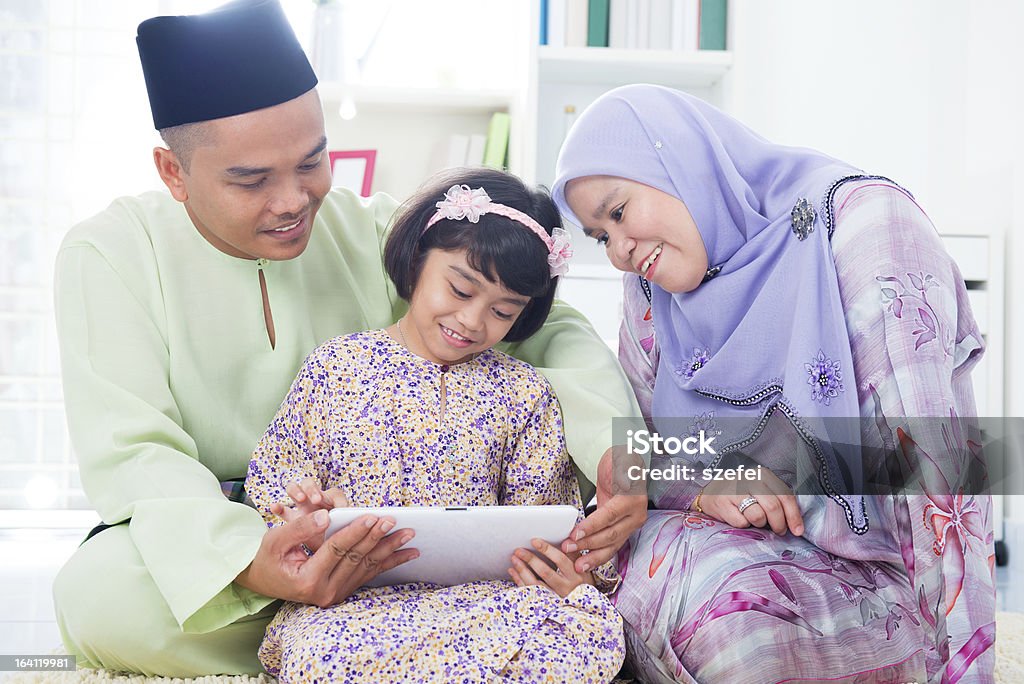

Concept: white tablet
[[325, 505, 579, 587]]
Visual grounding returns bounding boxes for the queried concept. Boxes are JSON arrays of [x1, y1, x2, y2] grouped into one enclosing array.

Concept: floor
[[1, 527, 1023, 656], [0, 527, 84, 655]]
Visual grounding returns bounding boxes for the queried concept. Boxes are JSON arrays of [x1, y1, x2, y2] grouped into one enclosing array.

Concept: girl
[[246, 168, 624, 683]]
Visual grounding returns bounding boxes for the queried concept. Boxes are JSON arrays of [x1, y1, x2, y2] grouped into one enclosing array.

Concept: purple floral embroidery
[[877, 272, 952, 356], [676, 347, 711, 379], [688, 411, 722, 440], [805, 349, 845, 406]]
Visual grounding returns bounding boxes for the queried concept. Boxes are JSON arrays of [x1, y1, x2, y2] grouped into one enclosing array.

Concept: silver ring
[[738, 496, 760, 514]]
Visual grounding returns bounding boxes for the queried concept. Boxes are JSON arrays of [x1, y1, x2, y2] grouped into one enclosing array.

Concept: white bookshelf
[[318, 84, 524, 201], [319, 83, 518, 116], [521, 0, 735, 354], [524, 52, 733, 195], [536, 45, 732, 86]]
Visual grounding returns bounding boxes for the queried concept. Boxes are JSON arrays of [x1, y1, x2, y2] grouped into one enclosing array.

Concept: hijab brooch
[[791, 198, 816, 241]]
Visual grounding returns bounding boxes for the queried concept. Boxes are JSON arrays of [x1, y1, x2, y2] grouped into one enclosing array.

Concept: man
[[52, 0, 645, 676]]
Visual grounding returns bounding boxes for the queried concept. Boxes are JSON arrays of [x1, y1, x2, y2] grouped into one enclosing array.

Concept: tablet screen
[[325, 505, 579, 587]]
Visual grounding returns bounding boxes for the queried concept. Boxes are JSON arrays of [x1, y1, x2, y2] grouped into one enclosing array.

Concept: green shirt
[[54, 187, 641, 633]]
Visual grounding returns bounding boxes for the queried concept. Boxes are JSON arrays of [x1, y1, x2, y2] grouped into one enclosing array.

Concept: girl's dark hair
[[384, 167, 561, 343]]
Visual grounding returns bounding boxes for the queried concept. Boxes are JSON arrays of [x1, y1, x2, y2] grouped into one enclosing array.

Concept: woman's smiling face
[[565, 175, 709, 293]]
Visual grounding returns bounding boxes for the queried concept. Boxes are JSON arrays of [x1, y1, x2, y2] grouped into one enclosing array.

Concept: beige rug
[[5, 612, 1024, 683]]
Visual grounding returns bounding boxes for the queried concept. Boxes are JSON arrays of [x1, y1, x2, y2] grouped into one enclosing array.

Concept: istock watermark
[[626, 463, 764, 482], [625, 428, 718, 456]]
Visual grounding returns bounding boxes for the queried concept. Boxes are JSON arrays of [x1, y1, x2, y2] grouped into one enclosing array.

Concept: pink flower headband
[[424, 184, 573, 278]]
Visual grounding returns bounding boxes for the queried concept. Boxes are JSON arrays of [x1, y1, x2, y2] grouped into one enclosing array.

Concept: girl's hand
[[269, 477, 350, 525], [698, 467, 804, 537], [508, 538, 593, 598]]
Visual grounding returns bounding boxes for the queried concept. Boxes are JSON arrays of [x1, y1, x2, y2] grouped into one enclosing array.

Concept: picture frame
[[329, 149, 376, 197]]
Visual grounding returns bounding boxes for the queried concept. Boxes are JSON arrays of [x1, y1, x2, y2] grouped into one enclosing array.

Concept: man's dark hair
[[158, 121, 213, 173]]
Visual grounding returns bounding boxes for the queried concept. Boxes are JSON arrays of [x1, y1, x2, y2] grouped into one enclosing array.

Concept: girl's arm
[[500, 367, 620, 595], [246, 344, 336, 525], [499, 372, 580, 510]]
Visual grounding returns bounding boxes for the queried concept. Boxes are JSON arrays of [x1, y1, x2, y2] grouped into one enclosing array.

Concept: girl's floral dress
[[246, 329, 624, 683]]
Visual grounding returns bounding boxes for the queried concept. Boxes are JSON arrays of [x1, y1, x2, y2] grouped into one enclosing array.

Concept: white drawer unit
[[941, 235, 990, 282], [939, 234, 1005, 421], [940, 234, 1006, 546]]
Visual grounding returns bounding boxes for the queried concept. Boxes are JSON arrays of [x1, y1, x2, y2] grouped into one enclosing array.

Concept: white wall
[[728, 0, 1022, 227]]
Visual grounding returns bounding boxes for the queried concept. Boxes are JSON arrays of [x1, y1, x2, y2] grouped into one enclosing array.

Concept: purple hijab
[[552, 85, 869, 532]]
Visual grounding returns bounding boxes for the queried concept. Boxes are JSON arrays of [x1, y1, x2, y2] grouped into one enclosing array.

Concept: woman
[[552, 84, 995, 683]]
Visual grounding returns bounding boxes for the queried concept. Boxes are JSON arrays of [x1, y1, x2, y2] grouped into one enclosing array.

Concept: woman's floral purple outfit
[[614, 181, 995, 683]]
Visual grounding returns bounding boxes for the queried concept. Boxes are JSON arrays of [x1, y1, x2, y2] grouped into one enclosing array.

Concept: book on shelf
[[699, 0, 727, 50], [437, 125, 503, 170], [482, 112, 511, 170], [466, 134, 487, 166], [671, 0, 699, 51], [542, 0, 724, 51], [608, 0, 628, 48], [444, 134, 470, 169], [565, 0, 589, 47], [587, 0, 610, 47], [540, 0, 549, 44], [635, 0, 649, 50], [648, 0, 672, 50], [547, 0, 566, 47]]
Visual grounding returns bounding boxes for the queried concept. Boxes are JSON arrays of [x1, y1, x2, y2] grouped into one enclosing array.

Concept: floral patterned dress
[[614, 180, 996, 683], [245, 329, 624, 683]]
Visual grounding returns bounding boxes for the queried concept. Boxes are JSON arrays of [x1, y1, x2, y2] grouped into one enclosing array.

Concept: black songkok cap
[[137, 0, 318, 130]]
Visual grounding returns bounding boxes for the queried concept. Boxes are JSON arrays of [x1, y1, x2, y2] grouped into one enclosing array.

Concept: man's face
[[173, 89, 333, 261]]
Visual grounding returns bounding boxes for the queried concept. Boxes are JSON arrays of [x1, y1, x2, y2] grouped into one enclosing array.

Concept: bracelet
[[693, 488, 705, 514]]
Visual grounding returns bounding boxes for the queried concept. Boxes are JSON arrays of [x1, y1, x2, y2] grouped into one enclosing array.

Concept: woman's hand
[[697, 467, 804, 536], [562, 446, 647, 574], [509, 538, 592, 598], [235, 509, 418, 608]]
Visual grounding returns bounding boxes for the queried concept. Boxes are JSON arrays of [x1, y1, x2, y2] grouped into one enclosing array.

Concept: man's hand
[[561, 446, 647, 573], [235, 509, 418, 608]]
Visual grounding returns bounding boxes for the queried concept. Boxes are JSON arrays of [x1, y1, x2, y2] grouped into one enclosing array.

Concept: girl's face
[[564, 175, 709, 293], [403, 249, 530, 365]]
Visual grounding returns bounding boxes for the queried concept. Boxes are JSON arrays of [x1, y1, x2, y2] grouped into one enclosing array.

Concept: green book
[[482, 112, 511, 170], [587, 0, 610, 47], [699, 0, 727, 50]]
